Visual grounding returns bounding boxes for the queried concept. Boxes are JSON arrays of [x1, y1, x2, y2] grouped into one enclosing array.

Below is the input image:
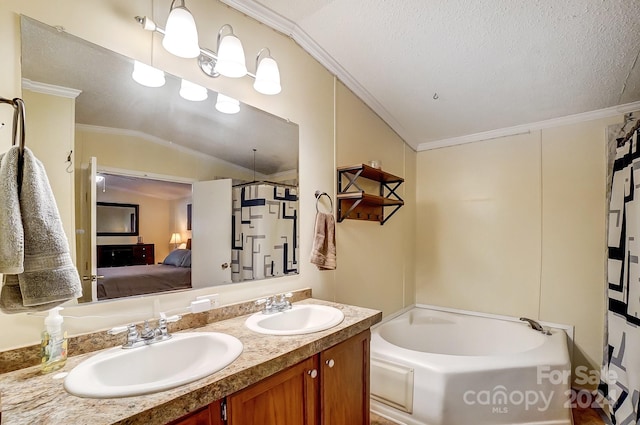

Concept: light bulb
[[131, 61, 165, 87], [179, 79, 208, 101], [162, 5, 200, 58], [215, 93, 240, 114], [254, 56, 281, 95], [214, 34, 247, 78]]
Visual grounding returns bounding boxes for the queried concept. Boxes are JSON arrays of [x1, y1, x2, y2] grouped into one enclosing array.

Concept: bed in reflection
[[97, 249, 192, 300]]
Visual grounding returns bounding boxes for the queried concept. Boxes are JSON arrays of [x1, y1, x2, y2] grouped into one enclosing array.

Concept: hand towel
[[0, 147, 82, 313], [310, 212, 336, 270], [0, 148, 24, 274]]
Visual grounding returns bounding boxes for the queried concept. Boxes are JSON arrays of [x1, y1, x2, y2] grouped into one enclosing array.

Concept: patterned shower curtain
[[601, 125, 640, 424], [231, 183, 298, 282]]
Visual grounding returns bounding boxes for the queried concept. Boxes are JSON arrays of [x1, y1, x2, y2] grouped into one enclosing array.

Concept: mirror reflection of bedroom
[[92, 173, 193, 302], [22, 16, 300, 305]]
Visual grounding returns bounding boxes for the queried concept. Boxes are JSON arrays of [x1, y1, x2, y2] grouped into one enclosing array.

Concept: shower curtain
[[601, 124, 640, 424], [231, 183, 298, 282]]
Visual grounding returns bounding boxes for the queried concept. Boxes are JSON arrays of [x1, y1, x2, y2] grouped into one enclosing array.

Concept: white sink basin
[[64, 332, 243, 398], [245, 304, 344, 335]]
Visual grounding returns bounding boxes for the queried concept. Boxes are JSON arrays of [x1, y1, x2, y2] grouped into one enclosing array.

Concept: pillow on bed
[[179, 250, 191, 268], [162, 249, 190, 267]]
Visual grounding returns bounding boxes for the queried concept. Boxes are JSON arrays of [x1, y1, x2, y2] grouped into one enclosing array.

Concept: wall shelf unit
[[337, 164, 404, 225]]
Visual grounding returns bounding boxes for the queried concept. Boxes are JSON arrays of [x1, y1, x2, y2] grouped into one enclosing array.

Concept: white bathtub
[[370, 305, 573, 425]]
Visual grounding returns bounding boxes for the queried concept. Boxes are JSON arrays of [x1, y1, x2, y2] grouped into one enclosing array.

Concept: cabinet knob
[[325, 359, 335, 368], [307, 369, 318, 379]]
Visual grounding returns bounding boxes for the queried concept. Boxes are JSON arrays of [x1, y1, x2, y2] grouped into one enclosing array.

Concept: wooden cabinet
[[167, 401, 224, 425], [227, 356, 319, 425], [132, 244, 154, 265], [96, 244, 155, 267], [171, 330, 371, 425], [337, 164, 403, 225], [225, 330, 370, 425], [320, 330, 370, 424]]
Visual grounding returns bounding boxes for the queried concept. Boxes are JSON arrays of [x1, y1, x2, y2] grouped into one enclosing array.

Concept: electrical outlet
[[196, 293, 220, 308], [190, 299, 211, 313]]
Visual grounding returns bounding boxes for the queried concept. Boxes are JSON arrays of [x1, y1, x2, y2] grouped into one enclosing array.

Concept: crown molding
[[22, 78, 82, 99], [219, 0, 408, 142], [417, 100, 640, 151]]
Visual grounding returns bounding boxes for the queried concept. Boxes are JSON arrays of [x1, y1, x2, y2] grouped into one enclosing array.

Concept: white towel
[[0, 147, 82, 313], [0, 147, 24, 274], [310, 212, 336, 270]]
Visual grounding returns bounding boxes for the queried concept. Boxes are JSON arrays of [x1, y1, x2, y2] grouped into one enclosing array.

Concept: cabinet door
[[167, 401, 224, 425], [227, 357, 319, 425], [168, 407, 209, 425], [320, 330, 371, 425]]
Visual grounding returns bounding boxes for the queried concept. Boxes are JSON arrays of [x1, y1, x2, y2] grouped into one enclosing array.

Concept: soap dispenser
[[41, 307, 67, 373]]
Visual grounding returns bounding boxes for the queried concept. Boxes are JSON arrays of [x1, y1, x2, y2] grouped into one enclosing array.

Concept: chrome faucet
[[519, 317, 551, 335], [255, 292, 293, 314], [108, 314, 181, 349]]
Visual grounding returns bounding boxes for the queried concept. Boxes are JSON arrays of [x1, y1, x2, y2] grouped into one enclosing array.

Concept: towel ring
[[314, 190, 333, 213]]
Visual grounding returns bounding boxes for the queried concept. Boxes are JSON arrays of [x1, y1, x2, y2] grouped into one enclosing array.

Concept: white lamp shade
[[132, 61, 166, 87], [180, 79, 208, 101], [162, 6, 200, 58], [215, 93, 240, 114], [170, 232, 182, 244], [253, 56, 281, 95], [214, 35, 247, 78]]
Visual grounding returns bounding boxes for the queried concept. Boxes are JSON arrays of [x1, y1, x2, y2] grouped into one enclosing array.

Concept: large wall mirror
[[21, 16, 299, 304], [96, 202, 139, 236]]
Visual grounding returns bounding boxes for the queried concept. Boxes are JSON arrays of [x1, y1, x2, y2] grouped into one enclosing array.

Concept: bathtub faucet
[[519, 317, 551, 335]]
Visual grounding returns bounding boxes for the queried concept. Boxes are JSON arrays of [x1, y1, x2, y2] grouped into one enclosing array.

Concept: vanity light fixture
[[213, 25, 247, 78], [253, 48, 281, 95], [134, 1, 281, 95], [131, 60, 165, 87], [162, 0, 200, 59], [215, 93, 240, 114]]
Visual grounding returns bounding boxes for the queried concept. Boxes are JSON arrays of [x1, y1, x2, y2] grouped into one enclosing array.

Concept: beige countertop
[[0, 298, 381, 425]]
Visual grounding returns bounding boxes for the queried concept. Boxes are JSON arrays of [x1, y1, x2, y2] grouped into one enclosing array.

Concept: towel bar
[[0, 96, 26, 156], [1, 97, 26, 192]]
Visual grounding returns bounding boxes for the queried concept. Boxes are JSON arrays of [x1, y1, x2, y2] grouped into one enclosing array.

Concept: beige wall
[[335, 82, 416, 313], [21, 89, 77, 262], [416, 116, 619, 388], [0, 0, 414, 349], [171, 196, 193, 247]]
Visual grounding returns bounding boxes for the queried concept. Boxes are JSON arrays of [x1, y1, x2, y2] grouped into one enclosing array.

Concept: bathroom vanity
[[173, 330, 369, 425], [0, 297, 380, 425]]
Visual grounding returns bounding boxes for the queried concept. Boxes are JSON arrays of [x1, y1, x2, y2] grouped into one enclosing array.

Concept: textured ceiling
[[237, 0, 640, 149]]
